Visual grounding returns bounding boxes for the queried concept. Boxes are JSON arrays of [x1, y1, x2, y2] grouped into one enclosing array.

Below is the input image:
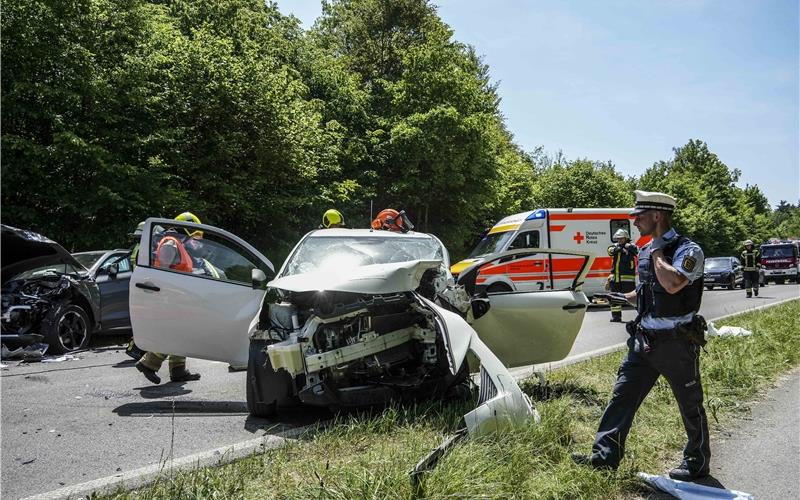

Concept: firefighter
[[607, 228, 638, 322], [741, 239, 760, 298], [371, 208, 414, 232], [572, 190, 710, 481], [321, 209, 345, 229], [134, 212, 210, 385]]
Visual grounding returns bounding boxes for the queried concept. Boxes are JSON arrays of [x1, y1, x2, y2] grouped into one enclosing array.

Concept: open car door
[[457, 248, 593, 368], [130, 218, 274, 367]]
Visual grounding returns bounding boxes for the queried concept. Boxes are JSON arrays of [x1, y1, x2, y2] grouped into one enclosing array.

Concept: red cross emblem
[[573, 231, 585, 244]]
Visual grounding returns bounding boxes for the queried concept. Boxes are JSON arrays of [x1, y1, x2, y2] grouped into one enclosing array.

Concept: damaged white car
[[130, 219, 591, 435]]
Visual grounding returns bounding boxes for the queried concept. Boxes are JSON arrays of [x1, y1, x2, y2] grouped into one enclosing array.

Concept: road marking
[[21, 423, 325, 500]]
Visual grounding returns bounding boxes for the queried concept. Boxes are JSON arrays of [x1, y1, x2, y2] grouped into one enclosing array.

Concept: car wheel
[[486, 282, 512, 294], [777, 277, 786, 285], [727, 277, 735, 290], [43, 303, 91, 355], [246, 338, 294, 418], [705, 285, 714, 291]]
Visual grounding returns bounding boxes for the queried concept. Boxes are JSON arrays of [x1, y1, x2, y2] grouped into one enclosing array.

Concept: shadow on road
[[113, 400, 247, 416]]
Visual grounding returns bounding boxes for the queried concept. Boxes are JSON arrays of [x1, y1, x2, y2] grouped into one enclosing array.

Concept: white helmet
[[744, 239, 753, 246], [613, 228, 630, 241]]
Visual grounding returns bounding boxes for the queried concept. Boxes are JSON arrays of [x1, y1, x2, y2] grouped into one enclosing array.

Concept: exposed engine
[[1, 275, 78, 341], [260, 280, 465, 408]]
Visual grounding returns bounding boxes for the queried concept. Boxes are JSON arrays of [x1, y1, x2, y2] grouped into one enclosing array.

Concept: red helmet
[[371, 209, 406, 232]]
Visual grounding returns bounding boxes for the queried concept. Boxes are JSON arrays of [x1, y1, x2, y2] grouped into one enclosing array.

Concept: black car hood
[[1, 225, 85, 285]]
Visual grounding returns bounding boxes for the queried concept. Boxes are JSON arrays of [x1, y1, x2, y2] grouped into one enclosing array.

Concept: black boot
[[669, 460, 709, 481], [135, 362, 161, 384], [754, 288, 759, 296], [570, 453, 617, 471], [170, 366, 201, 382], [125, 341, 146, 361]]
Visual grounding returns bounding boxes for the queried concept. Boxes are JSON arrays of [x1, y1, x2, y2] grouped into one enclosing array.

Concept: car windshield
[[9, 262, 84, 282], [468, 231, 515, 259], [704, 259, 730, 270], [73, 251, 107, 269], [283, 235, 444, 277], [762, 246, 795, 258]]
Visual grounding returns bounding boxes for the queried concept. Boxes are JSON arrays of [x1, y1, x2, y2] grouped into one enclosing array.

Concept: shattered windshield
[[283, 235, 444, 277], [468, 231, 515, 259]]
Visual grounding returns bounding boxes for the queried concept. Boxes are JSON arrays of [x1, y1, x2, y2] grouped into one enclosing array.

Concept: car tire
[[42, 303, 92, 355], [486, 282, 512, 294], [727, 277, 735, 290], [706, 285, 714, 291], [777, 277, 786, 285], [246, 338, 294, 418]]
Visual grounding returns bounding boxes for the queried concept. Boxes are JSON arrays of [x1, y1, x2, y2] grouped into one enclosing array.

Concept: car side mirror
[[251, 268, 267, 289]]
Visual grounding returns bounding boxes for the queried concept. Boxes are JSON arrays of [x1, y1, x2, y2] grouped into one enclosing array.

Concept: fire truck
[[760, 240, 800, 284]]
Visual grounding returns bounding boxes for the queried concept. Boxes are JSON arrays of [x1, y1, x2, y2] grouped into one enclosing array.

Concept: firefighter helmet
[[744, 239, 753, 247], [322, 209, 344, 228], [613, 228, 630, 242], [175, 211, 203, 238], [371, 208, 412, 232]]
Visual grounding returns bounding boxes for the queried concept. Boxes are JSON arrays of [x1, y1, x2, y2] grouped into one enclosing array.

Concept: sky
[[277, 0, 799, 208]]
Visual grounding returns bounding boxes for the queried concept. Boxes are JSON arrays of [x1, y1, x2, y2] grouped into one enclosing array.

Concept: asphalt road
[[1, 283, 798, 499]]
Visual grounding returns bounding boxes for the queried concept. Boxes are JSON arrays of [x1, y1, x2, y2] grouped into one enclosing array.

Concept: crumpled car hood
[[268, 259, 442, 294], [1, 225, 85, 285]]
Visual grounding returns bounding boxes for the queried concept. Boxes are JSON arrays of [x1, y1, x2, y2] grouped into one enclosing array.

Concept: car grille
[[477, 365, 498, 405]]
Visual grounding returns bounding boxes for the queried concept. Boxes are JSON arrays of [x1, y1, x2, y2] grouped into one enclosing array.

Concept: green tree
[[531, 158, 635, 209]]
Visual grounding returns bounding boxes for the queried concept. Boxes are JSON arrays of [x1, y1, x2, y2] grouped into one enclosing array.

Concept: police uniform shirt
[[640, 228, 705, 330]]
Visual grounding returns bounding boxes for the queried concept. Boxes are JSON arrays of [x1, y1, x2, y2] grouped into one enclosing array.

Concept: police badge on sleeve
[[682, 256, 697, 273]]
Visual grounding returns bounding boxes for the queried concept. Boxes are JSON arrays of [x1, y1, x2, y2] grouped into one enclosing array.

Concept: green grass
[[106, 300, 799, 499]]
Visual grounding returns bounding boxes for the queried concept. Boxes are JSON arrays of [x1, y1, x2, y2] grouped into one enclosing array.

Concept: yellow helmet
[[175, 211, 203, 238], [322, 209, 344, 228]]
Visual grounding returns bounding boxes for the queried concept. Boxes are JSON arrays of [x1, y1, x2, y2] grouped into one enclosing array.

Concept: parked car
[[760, 242, 800, 284], [130, 218, 592, 436], [703, 257, 744, 290], [1, 225, 102, 354], [73, 249, 133, 333]]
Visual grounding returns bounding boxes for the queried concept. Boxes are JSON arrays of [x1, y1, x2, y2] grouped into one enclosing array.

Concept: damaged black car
[[1, 225, 101, 354]]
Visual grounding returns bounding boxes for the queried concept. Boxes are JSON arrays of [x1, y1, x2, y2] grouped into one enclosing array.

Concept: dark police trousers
[[591, 332, 711, 471]]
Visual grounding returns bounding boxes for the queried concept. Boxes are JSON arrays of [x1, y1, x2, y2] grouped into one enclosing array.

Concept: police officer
[[572, 191, 711, 481], [741, 240, 760, 298], [607, 228, 638, 322]]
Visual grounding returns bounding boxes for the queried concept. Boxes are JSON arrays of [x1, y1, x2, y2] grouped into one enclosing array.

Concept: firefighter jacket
[[154, 235, 193, 273], [741, 249, 760, 271], [607, 242, 638, 283]]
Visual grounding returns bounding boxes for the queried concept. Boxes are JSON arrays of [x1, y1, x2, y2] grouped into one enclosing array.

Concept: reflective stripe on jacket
[[607, 243, 638, 282], [741, 249, 760, 271]]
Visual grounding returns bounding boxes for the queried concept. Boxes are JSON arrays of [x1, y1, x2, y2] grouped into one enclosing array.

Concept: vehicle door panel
[[95, 253, 132, 329], [130, 219, 273, 367], [459, 248, 592, 368]]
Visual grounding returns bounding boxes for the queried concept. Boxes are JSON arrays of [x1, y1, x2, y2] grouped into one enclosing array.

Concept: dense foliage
[[1, 0, 792, 261]]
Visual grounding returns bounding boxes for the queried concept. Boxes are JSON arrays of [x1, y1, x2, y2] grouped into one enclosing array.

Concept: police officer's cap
[[630, 190, 676, 215]]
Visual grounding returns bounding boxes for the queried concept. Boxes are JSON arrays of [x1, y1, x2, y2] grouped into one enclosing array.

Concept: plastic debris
[[41, 354, 79, 363], [1, 343, 49, 360], [706, 322, 753, 337], [637, 472, 754, 500]]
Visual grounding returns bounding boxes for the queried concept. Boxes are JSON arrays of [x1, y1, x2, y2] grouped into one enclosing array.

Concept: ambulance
[[451, 208, 650, 298]]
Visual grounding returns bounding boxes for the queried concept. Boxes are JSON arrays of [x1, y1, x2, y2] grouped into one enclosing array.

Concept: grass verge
[[106, 300, 799, 499]]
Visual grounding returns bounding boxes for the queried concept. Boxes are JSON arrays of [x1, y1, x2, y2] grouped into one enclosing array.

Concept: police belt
[[628, 314, 707, 348]]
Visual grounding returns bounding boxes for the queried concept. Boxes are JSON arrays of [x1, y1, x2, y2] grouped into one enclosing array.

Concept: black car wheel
[[43, 303, 91, 354], [706, 285, 714, 291], [727, 276, 735, 290], [246, 338, 295, 418]]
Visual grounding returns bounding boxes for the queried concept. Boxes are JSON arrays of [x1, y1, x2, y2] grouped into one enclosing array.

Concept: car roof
[[307, 228, 436, 239]]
